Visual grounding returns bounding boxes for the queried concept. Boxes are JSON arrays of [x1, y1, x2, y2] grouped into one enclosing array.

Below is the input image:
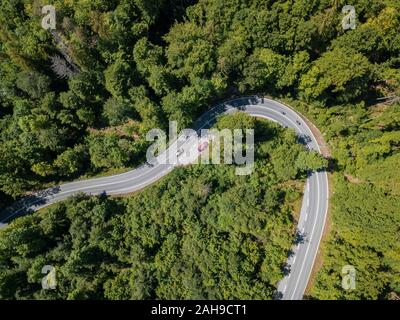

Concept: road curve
[[0, 96, 329, 300]]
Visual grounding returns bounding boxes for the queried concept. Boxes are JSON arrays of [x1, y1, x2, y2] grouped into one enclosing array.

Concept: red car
[[197, 141, 209, 152]]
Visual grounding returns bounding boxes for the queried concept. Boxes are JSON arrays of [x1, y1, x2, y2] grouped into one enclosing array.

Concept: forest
[[0, 115, 328, 299], [0, 0, 399, 299]]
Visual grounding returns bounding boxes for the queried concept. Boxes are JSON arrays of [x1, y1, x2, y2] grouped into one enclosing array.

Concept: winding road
[[0, 96, 329, 300]]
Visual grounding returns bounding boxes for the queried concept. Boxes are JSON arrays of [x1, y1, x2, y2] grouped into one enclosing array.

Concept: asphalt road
[[0, 96, 329, 300]]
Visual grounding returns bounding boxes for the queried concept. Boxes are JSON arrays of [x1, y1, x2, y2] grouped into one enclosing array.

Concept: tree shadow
[[296, 133, 312, 146]]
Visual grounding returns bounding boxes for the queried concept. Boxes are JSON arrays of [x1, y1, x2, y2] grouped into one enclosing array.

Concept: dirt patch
[[344, 173, 364, 184]]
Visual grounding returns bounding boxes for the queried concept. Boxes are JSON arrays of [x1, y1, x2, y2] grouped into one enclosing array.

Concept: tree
[[133, 38, 173, 96], [239, 48, 299, 92], [54, 144, 89, 176], [31, 161, 55, 177], [128, 86, 163, 131], [133, 0, 166, 23], [165, 22, 216, 83], [299, 47, 372, 103]]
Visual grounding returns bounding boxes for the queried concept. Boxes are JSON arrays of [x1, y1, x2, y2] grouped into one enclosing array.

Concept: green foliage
[[295, 151, 328, 172], [103, 98, 135, 126], [133, 38, 174, 96], [0, 0, 167, 196], [0, 194, 124, 299], [239, 49, 289, 92], [161, 79, 215, 129], [290, 98, 400, 300], [53, 144, 89, 177], [1, 0, 398, 198], [88, 134, 132, 169], [165, 21, 215, 83], [0, 0, 399, 301], [104, 59, 135, 98], [310, 175, 400, 300]]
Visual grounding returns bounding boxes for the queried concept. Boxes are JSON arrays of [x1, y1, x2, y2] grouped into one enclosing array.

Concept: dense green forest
[[0, 115, 328, 299], [0, 0, 399, 299]]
